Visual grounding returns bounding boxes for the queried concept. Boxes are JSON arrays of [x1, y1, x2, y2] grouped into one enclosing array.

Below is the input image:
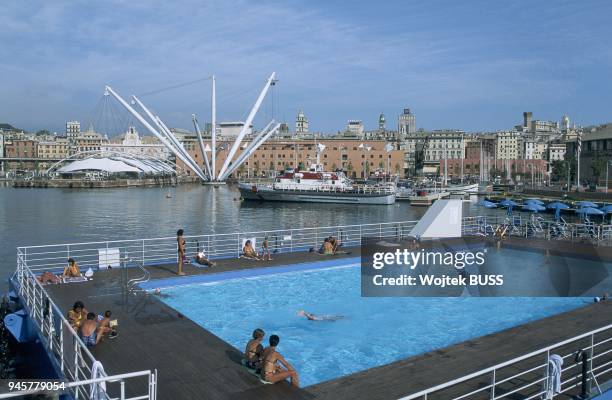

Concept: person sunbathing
[[195, 249, 216, 267], [67, 301, 87, 331], [260, 335, 299, 387], [321, 238, 334, 255], [242, 240, 261, 260], [244, 328, 265, 371], [80, 312, 101, 346], [62, 258, 82, 278], [37, 271, 60, 284]]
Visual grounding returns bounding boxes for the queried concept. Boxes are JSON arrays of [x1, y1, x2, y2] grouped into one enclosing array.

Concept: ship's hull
[[239, 184, 395, 205]]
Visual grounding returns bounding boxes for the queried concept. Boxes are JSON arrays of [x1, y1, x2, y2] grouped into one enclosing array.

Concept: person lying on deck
[[67, 301, 87, 331], [244, 328, 265, 371], [260, 335, 300, 387], [297, 310, 344, 321], [62, 258, 82, 278], [242, 240, 261, 260], [37, 271, 60, 284], [195, 249, 217, 267], [80, 312, 101, 346]]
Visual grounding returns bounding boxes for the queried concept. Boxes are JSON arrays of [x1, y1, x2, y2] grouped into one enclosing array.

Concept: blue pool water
[[160, 263, 587, 386]]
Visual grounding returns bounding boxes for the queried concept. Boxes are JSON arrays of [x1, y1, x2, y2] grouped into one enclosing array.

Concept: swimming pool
[[159, 259, 588, 386]]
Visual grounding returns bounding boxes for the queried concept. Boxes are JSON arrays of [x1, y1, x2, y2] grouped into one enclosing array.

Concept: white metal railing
[[397, 322, 612, 400], [17, 220, 421, 274], [462, 215, 612, 246], [8, 249, 157, 400]]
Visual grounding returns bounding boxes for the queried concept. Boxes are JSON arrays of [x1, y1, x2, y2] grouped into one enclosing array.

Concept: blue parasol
[[547, 202, 570, 210], [525, 198, 544, 205], [576, 201, 598, 208], [523, 203, 546, 213], [601, 205, 612, 214], [477, 200, 497, 209], [575, 207, 604, 215]]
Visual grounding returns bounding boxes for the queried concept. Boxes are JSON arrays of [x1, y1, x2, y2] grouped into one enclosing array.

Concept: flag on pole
[[317, 143, 326, 152], [576, 130, 582, 157], [385, 143, 394, 153], [358, 143, 364, 149], [366, 146, 372, 152], [204, 144, 211, 152]]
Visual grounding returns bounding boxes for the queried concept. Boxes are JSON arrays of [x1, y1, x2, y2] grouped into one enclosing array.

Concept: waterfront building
[[296, 110, 309, 134], [102, 126, 169, 160], [398, 108, 416, 139], [0, 132, 4, 173], [218, 122, 253, 137], [566, 123, 612, 186], [177, 137, 404, 179], [346, 120, 364, 137], [547, 142, 566, 162], [495, 131, 520, 160], [65, 121, 81, 137], [523, 139, 548, 160], [37, 138, 69, 160], [441, 158, 548, 181]]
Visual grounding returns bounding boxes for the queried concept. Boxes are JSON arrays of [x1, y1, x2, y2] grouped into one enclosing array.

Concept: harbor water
[[0, 184, 496, 282]]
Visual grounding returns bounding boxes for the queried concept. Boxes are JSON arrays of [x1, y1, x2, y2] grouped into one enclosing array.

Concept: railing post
[[121, 379, 126, 400], [142, 239, 145, 266], [490, 369, 496, 400]]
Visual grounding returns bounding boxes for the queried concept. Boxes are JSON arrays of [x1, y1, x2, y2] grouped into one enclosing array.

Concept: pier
[[8, 219, 612, 399]]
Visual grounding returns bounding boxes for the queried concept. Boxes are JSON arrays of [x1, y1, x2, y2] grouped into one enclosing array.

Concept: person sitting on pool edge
[[242, 240, 261, 260], [67, 301, 87, 331], [98, 310, 118, 339], [244, 328, 265, 371], [80, 312, 101, 346], [260, 334, 299, 387], [62, 258, 82, 278]]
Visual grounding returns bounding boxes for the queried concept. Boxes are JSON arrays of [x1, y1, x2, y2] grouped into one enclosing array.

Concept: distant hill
[[0, 123, 24, 132]]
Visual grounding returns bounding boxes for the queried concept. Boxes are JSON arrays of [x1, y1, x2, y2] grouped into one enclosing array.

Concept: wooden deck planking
[[41, 239, 612, 400]]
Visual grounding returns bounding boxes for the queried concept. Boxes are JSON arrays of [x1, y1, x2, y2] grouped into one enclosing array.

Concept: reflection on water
[[0, 184, 496, 279]]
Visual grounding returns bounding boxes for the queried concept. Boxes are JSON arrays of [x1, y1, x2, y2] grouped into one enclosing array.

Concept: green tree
[[550, 160, 568, 182], [395, 163, 401, 176], [237, 164, 245, 178], [268, 161, 274, 172], [298, 161, 305, 171], [331, 163, 337, 171], [253, 161, 260, 176], [35, 129, 51, 136], [591, 156, 607, 180]]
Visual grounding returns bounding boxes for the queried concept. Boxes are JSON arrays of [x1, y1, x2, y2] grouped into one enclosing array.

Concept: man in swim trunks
[[260, 335, 299, 387], [80, 312, 101, 346], [177, 229, 186, 275], [297, 310, 344, 321], [244, 328, 265, 371]]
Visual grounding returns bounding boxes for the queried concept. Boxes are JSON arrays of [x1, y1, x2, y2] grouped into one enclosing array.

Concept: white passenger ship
[[238, 163, 396, 205]]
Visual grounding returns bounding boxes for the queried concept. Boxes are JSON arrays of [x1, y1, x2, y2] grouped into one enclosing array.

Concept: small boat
[[409, 189, 451, 206]]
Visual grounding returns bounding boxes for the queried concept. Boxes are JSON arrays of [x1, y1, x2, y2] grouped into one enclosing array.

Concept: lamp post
[[607, 160, 611, 194]]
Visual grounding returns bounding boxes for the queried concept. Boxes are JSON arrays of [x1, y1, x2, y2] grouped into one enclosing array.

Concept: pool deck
[[43, 238, 612, 400]]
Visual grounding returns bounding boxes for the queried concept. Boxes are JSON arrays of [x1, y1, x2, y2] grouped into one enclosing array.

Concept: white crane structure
[[217, 72, 277, 181], [104, 85, 207, 181], [192, 114, 212, 178], [104, 72, 278, 182]]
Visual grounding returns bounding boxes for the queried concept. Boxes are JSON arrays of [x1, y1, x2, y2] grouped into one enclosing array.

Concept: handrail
[[398, 322, 612, 399], [13, 250, 157, 400]]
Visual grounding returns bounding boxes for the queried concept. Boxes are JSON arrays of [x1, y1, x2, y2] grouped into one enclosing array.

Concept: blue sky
[[1, 0, 611, 135]]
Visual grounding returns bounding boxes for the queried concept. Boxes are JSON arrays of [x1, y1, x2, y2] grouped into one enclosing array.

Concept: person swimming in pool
[[297, 310, 344, 321]]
